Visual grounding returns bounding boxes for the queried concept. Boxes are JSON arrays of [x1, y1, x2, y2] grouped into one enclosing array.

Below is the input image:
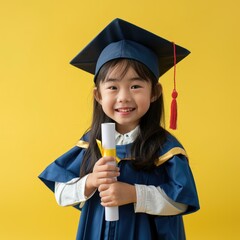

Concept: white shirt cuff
[[54, 175, 96, 207], [134, 184, 188, 216]]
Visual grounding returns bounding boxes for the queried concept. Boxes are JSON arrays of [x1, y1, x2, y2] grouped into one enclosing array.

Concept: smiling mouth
[[116, 108, 135, 112]]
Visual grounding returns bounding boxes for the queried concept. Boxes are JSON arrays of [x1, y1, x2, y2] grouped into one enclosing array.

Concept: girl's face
[[94, 64, 157, 134]]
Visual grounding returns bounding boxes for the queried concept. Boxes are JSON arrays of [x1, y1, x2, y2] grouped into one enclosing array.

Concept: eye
[[107, 85, 118, 90], [131, 85, 142, 89]]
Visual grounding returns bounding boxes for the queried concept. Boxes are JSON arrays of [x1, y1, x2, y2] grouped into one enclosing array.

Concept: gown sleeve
[[159, 153, 200, 214], [150, 133, 200, 215], [38, 134, 89, 194]]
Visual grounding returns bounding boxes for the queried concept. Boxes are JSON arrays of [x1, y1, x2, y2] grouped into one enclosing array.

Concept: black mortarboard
[[70, 18, 190, 130], [70, 18, 190, 80]]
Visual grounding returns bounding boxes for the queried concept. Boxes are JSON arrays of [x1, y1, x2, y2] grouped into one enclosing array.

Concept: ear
[[93, 87, 102, 104], [151, 83, 162, 102]]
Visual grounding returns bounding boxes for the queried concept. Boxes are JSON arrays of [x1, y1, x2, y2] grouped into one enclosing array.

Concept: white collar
[[115, 126, 140, 145]]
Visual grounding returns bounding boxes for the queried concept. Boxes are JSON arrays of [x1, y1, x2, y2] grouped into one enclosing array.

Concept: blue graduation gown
[[39, 133, 199, 240]]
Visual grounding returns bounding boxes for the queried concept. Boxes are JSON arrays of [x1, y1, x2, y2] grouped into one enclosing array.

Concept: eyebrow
[[103, 76, 145, 83]]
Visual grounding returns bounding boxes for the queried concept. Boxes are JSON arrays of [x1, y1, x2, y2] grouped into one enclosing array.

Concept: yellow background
[[1, 0, 239, 239]]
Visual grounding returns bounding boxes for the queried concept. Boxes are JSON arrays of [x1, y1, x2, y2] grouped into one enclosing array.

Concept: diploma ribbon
[[96, 139, 120, 163]]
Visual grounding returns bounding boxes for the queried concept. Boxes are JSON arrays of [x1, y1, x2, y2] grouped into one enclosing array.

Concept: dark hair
[[80, 59, 167, 177]]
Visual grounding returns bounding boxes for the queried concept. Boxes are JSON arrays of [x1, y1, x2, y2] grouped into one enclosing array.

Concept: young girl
[[39, 18, 199, 240]]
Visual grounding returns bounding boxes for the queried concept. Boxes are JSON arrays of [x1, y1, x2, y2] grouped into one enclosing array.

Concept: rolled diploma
[[101, 123, 119, 221]]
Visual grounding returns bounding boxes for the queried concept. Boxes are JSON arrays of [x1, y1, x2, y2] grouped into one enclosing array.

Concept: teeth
[[117, 108, 133, 112]]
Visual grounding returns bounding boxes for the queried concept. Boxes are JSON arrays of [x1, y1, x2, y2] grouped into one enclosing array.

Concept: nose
[[117, 88, 131, 103]]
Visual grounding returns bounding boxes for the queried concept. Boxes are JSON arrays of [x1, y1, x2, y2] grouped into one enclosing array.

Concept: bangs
[[95, 59, 158, 86]]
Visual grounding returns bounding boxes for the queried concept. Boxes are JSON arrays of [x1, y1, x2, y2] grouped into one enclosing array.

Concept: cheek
[[143, 100, 151, 111], [101, 95, 114, 108], [137, 95, 151, 110], [96, 89, 110, 105], [139, 90, 152, 103]]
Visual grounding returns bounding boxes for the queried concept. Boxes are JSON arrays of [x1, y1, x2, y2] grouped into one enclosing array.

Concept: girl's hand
[[98, 182, 136, 207], [85, 157, 120, 197]]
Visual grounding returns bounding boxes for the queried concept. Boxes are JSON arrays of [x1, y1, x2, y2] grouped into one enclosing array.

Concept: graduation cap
[[70, 18, 190, 129]]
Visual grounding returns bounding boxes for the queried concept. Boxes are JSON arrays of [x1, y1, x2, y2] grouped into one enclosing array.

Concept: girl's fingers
[[91, 157, 120, 188], [95, 156, 116, 166], [98, 184, 109, 192], [96, 170, 120, 178], [94, 164, 119, 173], [94, 157, 119, 173], [93, 172, 118, 187], [98, 176, 118, 186]]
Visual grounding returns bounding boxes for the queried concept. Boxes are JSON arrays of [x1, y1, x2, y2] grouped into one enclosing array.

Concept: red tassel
[[170, 90, 178, 130], [170, 42, 178, 130]]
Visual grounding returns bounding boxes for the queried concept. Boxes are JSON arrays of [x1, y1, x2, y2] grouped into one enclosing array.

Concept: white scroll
[[101, 123, 119, 221]]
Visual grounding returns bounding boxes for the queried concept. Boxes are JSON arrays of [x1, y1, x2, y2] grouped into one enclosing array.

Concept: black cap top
[[70, 18, 190, 79]]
